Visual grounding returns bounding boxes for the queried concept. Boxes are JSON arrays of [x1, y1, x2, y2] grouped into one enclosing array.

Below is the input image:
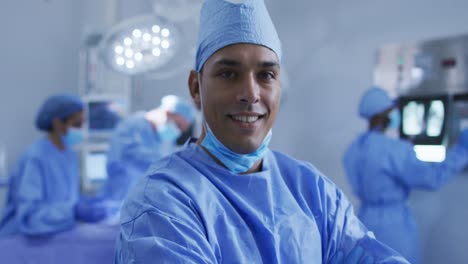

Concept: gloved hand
[[330, 245, 374, 264], [458, 128, 468, 150]]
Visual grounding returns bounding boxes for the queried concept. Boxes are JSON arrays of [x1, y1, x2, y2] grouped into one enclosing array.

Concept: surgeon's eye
[[258, 71, 276, 82], [218, 70, 237, 80]]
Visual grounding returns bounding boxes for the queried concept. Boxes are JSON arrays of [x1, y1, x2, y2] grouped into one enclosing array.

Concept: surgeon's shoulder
[[270, 150, 332, 185], [270, 150, 344, 210], [370, 131, 410, 146], [146, 147, 196, 177], [381, 133, 415, 153], [120, 150, 197, 222], [24, 137, 50, 159], [271, 150, 319, 171]]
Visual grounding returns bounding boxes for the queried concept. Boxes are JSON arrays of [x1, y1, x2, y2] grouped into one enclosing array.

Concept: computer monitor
[[399, 94, 449, 162], [80, 143, 109, 194], [83, 95, 129, 138]]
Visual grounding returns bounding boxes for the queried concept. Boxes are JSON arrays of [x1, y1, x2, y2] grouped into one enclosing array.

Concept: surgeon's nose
[[237, 74, 260, 104]]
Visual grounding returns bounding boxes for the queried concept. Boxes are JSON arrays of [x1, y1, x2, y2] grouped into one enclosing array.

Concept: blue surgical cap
[[358, 87, 395, 119], [195, 0, 282, 72], [161, 95, 195, 123], [35, 94, 84, 131]]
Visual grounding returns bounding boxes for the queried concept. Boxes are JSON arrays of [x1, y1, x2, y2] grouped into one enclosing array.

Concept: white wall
[[0, 1, 82, 178], [0, 0, 82, 210]]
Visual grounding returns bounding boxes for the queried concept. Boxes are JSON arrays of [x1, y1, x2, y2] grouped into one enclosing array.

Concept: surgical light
[[134, 52, 143, 61], [132, 29, 142, 38], [152, 25, 161, 33], [114, 45, 123, 54], [126, 60, 135, 69], [143, 33, 152, 42], [124, 49, 133, 58], [100, 15, 179, 75], [116, 57, 125, 65], [161, 28, 170, 37], [152, 48, 161, 56], [123, 38, 132, 45], [161, 40, 170, 49], [152, 37, 161, 45]]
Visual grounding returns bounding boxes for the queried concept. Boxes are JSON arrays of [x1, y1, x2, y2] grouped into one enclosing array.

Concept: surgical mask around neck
[[201, 124, 272, 174], [61, 128, 84, 148], [158, 121, 181, 143]]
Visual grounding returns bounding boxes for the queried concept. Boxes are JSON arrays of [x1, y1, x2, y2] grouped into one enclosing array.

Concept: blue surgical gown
[[0, 137, 80, 237], [103, 113, 173, 201], [116, 140, 409, 263], [343, 131, 468, 264]]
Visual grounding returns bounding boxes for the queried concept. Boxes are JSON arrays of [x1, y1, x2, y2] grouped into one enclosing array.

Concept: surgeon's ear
[[188, 70, 201, 110]]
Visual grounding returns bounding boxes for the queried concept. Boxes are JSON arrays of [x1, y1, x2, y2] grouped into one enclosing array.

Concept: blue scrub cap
[[161, 95, 195, 123], [35, 94, 84, 131], [195, 0, 282, 72], [358, 87, 395, 119]]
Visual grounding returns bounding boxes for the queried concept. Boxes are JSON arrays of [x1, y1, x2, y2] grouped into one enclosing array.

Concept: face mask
[[387, 109, 401, 129], [158, 121, 181, 143], [61, 128, 84, 148], [201, 124, 272, 174]]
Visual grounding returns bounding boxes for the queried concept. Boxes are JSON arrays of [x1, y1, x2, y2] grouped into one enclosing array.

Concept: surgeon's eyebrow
[[258, 60, 280, 69], [213, 58, 280, 69], [212, 58, 241, 68]]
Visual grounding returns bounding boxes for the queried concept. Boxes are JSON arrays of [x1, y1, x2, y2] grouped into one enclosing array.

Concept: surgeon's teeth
[[232, 115, 259, 123]]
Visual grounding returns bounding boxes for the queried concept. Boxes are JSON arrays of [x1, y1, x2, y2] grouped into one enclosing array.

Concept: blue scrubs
[[343, 131, 468, 264], [116, 140, 409, 263], [103, 113, 172, 201], [0, 137, 80, 237]]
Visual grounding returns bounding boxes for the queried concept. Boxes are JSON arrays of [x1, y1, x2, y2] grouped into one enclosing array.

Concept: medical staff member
[[0, 94, 85, 237], [102, 95, 195, 202], [115, 1, 409, 263], [343, 87, 468, 264]]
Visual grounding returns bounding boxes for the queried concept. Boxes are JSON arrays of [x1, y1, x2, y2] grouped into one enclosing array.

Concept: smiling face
[[189, 43, 281, 154]]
